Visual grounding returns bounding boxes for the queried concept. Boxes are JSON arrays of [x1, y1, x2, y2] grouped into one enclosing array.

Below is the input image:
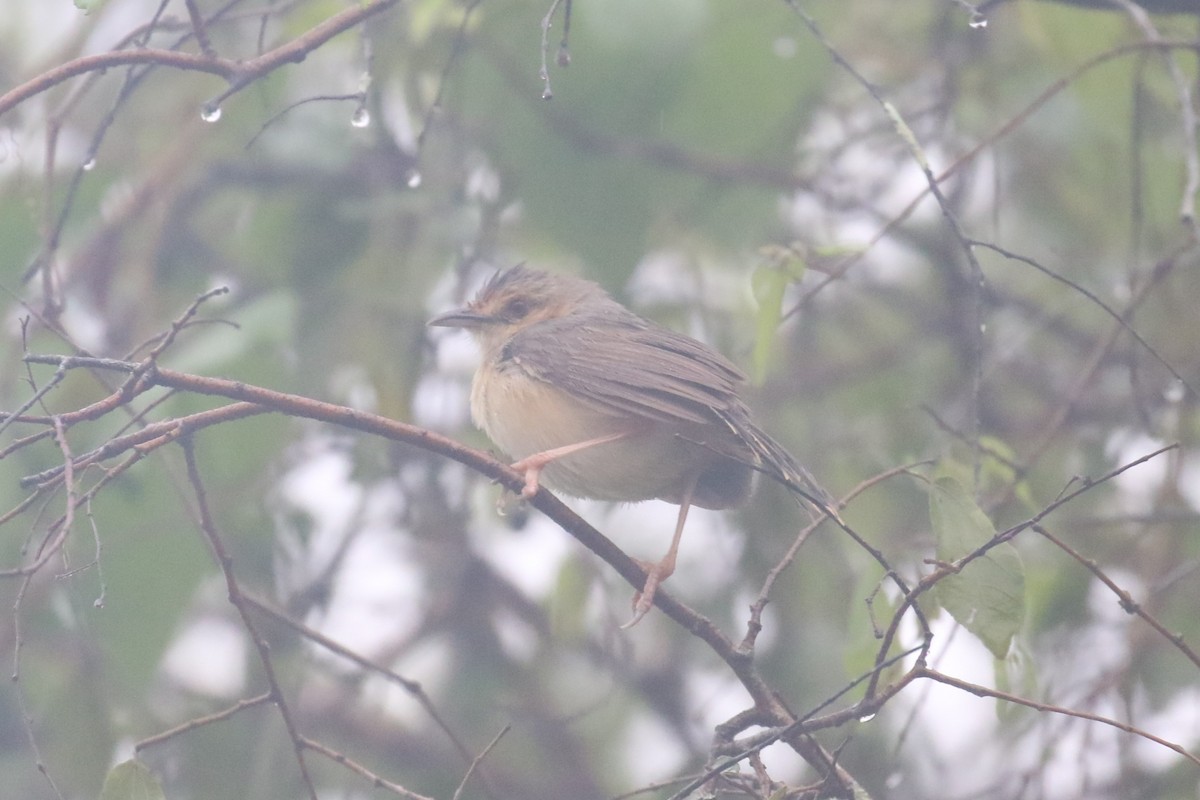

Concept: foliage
[[1, 1, 1199, 799]]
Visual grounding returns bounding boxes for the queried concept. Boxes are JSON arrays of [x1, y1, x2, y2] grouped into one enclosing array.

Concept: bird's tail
[[733, 416, 840, 521]]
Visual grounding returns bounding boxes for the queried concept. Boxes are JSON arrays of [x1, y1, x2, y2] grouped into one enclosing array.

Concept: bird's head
[[428, 265, 613, 349]]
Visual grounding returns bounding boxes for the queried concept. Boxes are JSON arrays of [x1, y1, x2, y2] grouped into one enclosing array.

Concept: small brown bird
[[429, 265, 833, 626]]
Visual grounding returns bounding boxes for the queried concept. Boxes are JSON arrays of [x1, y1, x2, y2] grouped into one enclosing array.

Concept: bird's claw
[[519, 470, 540, 499], [507, 457, 544, 499], [621, 560, 663, 629]]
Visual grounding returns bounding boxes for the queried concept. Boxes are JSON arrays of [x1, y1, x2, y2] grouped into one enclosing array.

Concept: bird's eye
[[502, 297, 532, 320]]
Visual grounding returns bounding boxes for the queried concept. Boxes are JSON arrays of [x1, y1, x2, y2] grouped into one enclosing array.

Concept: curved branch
[[14, 353, 861, 792], [0, 0, 401, 118]]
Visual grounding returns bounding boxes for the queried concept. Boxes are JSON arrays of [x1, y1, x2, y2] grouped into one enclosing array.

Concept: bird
[[429, 265, 834, 626]]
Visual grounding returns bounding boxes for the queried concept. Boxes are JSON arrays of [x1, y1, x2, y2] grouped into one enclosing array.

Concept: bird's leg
[[623, 475, 697, 629], [509, 431, 631, 499]]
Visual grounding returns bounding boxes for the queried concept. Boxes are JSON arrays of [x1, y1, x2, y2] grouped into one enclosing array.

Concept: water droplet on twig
[[200, 104, 222, 123], [351, 108, 371, 128]]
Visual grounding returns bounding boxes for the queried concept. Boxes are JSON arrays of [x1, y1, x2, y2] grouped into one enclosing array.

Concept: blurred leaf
[[751, 245, 806, 384], [549, 556, 592, 643], [751, 265, 789, 385], [100, 760, 165, 800], [994, 641, 1036, 723], [929, 473, 1026, 659]]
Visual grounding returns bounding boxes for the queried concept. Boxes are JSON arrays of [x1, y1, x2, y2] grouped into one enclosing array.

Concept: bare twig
[[135, 693, 274, 751], [184, 0, 218, 59], [863, 442, 1179, 699], [242, 593, 482, 769], [301, 737, 435, 800], [1033, 524, 1200, 671], [915, 666, 1200, 766], [451, 725, 509, 800], [180, 436, 319, 800], [0, 0, 402, 117]]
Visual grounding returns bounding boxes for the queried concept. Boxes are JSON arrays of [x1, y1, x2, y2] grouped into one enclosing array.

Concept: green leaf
[[549, 556, 592, 643], [750, 245, 806, 384], [100, 760, 165, 800], [928, 474, 1025, 659]]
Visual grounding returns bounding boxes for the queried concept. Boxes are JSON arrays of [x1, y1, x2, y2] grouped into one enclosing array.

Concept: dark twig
[[180, 436, 320, 800], [14, 353, 859, 791], [242, 593, 482, 768], [973, 240, 1195, 399], [863, 443, 1179, 699], [1033, 524, 1200, 671], [0, 0, 402, 117], [915, 666, 1200, 766], [184, 0, 218, 58]]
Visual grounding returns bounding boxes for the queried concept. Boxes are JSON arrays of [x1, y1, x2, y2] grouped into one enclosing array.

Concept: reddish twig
[[0, 0, 402, 118]]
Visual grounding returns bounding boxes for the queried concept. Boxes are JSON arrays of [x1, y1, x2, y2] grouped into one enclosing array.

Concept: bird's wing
[[503, 312, 747, 426], [505, 311, 835, 507]]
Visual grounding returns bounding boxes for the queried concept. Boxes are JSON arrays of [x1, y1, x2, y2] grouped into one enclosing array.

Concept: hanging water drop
[[968, 12, 988, 28], [858, 712, 876, 723], [406, 170, 422, 188], [82, 157, 96, 171], [351, 107, 371, 128], [200, 104, 222, 123]]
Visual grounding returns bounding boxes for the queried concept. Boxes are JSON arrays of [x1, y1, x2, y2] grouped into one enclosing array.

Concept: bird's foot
[[621, 558, 666, 629], [507, 456, 545, 499]]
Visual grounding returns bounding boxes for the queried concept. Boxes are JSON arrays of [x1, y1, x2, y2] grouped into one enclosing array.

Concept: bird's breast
[[470, 357, 752, 508]]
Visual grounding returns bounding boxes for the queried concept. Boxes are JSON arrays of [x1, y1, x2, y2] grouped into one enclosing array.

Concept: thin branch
[[787, 37, 1200, 316], [1033, 523, 1200, 671], [863, 442, 1179, 699], [180, 436, 319, 800], [973, 240, 1195, 399], [451, 725, 510, 800], [135, 693, 274, 751], [415, 0, 484, 155], [15, 353, 859, 789], [0, 49, 233, 114], [184, 0, 218, 59], [301, 737, 435, 800], [538, 0, 567, 99], [1111, 0, 1200, 231], [0, 0, 402, 117], [743, 460, 933, 652], [916, 666, 1200, 766], [242, 593, 481, 768]]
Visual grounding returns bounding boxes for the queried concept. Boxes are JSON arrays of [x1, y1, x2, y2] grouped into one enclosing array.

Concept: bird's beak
[[427, 307, 492, 329]]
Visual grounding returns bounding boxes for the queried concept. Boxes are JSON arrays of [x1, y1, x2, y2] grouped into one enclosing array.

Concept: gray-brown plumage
[[429, 265, 832, 625]]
